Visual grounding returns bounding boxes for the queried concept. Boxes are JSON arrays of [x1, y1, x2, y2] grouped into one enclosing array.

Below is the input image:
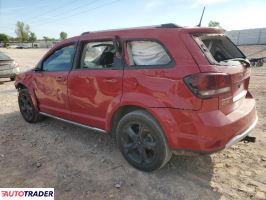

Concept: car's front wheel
[[116, 110, 172, 172], [18, 89, 43, 123]]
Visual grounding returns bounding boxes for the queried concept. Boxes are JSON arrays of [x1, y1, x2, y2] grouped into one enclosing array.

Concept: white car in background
[[0, 52, 20, 81], [8, 45, 19, 49]]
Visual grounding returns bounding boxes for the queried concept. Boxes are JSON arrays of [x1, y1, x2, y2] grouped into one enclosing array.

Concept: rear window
[[194, 34, 245, 65], [127, 41, 171, 66]]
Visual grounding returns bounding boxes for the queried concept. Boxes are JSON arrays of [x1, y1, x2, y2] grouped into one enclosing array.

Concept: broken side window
[[80, 41, 115, 69]]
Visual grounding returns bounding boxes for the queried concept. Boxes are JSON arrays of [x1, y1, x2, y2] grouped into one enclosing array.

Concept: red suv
[[15, 24, 258, 171]]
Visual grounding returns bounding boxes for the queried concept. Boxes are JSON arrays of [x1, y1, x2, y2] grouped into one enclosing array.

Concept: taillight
[[184, 73, 231, 99]]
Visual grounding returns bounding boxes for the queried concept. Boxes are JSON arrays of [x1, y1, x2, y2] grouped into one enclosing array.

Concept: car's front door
[[67, 37, 123, 130], [34, 43, 75, 117]]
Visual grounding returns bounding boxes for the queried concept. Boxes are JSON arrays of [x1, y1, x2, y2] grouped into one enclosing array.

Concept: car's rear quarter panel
[[119, 29, 202, 110]]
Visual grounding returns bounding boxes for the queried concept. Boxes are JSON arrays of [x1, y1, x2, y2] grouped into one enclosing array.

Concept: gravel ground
[[0, 48, 265, 200]]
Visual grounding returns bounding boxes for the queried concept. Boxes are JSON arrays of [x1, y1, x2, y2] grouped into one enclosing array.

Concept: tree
[[60, 32, 67, 40], [0, 33, 9, 47], [208, 21, 221, 28], [15, 21, 30, 42], [43, 36, 51, 48], [28, 32, 37, 47], [43, 36, 50, 41]]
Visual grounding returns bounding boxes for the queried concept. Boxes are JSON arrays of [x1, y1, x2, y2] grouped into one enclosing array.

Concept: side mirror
[[34, 68, 42, 72], [34, 66, 43, 72], [34, 61, 44, 72]]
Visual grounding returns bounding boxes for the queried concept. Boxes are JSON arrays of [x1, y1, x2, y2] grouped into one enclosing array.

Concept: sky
[[0, 0, 266, 39]]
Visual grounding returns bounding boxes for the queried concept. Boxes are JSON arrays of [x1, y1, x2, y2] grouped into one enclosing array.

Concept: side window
[[80, 41, 116, 69], [42, 44, 75, 71], [127, 41, 171, 66]]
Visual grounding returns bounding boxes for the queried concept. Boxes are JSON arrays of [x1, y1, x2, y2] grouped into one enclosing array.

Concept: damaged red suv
[[15, 24, 258, 171]]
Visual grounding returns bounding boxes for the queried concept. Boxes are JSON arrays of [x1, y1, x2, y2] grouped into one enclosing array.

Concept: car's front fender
[[15, 71, 39, 111]]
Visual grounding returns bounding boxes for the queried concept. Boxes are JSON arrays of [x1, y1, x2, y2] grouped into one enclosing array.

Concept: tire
[[116, 110, 172, 172], [18, 89, 43, 123], [10, 77, 15, 81]]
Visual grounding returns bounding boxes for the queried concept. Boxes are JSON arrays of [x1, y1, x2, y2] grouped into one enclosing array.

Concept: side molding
[[39, 112, 107, 133]]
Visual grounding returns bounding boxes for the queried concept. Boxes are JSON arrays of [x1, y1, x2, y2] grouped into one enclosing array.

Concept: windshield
[[194, 34, 246, 65], [0, 52, 11, 60]]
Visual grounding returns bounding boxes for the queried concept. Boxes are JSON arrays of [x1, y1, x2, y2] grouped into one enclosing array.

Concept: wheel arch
[[15, 82, 27, 90], [15, 81, 39, 111], [109, 105, 145, 133], [107, 96, 186, 151], [107, 104, 172, 144]]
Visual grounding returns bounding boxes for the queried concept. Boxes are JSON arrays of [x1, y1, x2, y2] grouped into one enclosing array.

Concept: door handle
[[56, 76, 66, 82], [103, 79, 118, 83]]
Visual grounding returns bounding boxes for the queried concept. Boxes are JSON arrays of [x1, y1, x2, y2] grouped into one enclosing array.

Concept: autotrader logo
[[0, 188, 54, 200]]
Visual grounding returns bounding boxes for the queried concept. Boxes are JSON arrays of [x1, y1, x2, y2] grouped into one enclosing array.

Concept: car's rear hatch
[[183, 30, 251, 114]]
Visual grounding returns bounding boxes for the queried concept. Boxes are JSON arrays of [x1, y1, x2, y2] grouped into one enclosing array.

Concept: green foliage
[[43, 36, 50, 41], [0, 34, 9, 47], [28, 32, 37, 47], [208, 21, 221, 28], [43, 36, 53, 48], [0, 33, 9, 43], [29, 32, 37, 42], [15, 21, 31, 42], [60, 32, 67, 40]]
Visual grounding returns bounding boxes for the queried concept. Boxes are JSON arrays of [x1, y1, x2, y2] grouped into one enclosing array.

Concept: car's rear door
[[34, 43, 75, 117], [67, 35, 123, 130]]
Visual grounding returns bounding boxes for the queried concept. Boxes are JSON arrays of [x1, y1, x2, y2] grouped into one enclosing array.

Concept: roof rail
[[80, 23, 182, 35], [158, 23, 182, 28], [81, 31, 90, 35]]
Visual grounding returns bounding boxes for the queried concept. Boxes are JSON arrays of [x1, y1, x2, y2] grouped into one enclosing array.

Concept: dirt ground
[[0, 48, 265, 200], [238, 45, 266, 58]]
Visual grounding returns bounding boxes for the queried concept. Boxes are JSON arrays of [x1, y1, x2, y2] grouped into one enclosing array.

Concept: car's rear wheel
[[18, 89, 43, 123], [116, 110, 172, 171]]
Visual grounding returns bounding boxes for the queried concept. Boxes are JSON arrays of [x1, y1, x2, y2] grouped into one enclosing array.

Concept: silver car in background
[[0, 52, 20, 81]]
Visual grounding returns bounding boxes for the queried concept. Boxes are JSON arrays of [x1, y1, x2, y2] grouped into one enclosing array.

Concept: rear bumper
[[150, 98, 258, 152], [225, 116, 258, 148], [0, 67, 20, 78]]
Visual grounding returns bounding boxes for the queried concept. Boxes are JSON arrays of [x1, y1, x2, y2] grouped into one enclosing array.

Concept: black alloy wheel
[[117, 110, 171, 171], [18, 89, 43, 123], [121, 122, 157, 165]]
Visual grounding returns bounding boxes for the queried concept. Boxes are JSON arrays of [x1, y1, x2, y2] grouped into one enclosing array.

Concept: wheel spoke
[[25, 104, 33, 111], [20, 104, 26, 111], [138, 123, 144, 134], [142, 141, 156, 150], [20, 98, 26, 105], [139, 148, 149, 164], [19, 94, 34, 120], [21, 96, 27, 104], [123, 143, 137, 153], [126, 127, 138, 141], [27, 108, 33, 117]]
